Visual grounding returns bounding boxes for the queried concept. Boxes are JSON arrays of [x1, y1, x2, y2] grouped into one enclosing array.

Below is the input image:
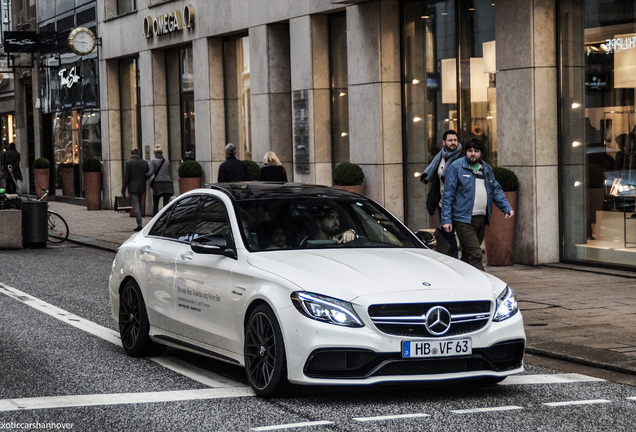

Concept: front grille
[[304, 340, 525, 379], [368, 301, 492, 337]]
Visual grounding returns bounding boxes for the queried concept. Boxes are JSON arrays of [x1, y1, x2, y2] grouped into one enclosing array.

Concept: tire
[[244, 304, 288, 397], [47, 211, 69, 243], [119, 279, 165, 357]]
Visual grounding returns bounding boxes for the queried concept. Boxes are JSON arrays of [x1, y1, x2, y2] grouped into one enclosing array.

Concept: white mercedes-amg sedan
[[109, 182, 525, 397]]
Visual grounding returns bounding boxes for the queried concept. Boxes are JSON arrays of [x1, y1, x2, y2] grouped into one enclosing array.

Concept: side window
[[148, 208, 171, 237], [162, 196, 201, 242], [192, 197, 232, 242]]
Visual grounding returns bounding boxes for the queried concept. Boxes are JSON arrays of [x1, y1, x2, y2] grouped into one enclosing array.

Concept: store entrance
[[52, 109, 101, 198]]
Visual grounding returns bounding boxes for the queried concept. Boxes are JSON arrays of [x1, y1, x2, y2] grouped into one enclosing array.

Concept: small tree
[[333, 162, 364, 186]]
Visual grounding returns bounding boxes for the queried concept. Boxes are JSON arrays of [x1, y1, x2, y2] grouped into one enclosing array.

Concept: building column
[[496, 0, 559, 265], [347, 1, 403, 219], [289, 15, 331, 185], [100, 59, 121, 208], [250, 24, 292, 171], [193, 38, 225, 183]]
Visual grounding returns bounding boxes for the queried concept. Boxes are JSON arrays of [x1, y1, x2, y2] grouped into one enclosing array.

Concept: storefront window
[[224, 36, 251, 160], [180, 48, 195, 160], [117, 0, 136, 15], [330, 12, 349, 166], [402, 1, 496, 229], [119, 57, 141, 168], [560, 0, 636, 268]]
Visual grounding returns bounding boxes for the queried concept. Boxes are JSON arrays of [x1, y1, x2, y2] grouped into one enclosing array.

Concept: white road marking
[[0, 283, 250, 391], [0, 388, 254, 412], [501, 373, 605, 385], [543, 399, 611, 407], [250, 421, 334, 431], [451, 405, 523, 414], [0, 284, 120, 345], [353, 413, 431, 422], [628, 397, 636, 401]]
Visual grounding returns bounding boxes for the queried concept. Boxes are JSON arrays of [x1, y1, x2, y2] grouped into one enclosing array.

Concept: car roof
[[207, 182, 365, 202]]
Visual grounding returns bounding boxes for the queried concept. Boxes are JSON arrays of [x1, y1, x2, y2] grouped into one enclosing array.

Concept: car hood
[[247, 249, 497, 303]]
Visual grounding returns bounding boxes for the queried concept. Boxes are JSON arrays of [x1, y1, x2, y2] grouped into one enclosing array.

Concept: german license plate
[[402, 339, 472, 358]]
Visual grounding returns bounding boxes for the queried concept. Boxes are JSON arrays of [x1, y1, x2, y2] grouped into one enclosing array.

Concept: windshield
[[236, 197, 421, 251]]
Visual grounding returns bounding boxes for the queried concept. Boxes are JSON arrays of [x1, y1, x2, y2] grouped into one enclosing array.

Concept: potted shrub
[[60, 160, 75, 197], [484, 166, 518, 266], [333, 162, 365, 195], [245, 159, 260, 181], [33, 157, 50, 201], [178, 159, 203, 194], [82, 156, 102, 210]]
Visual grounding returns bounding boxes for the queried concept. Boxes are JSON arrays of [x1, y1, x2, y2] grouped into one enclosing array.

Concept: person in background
[[440, 139, 514, 270], [218, 143, 249, 182], [1, 143, 22, 194], [121, 147, 149, 232], [148, 145, 174, 216], [259, 151, 288, 182], [419, 130, 462, 257]]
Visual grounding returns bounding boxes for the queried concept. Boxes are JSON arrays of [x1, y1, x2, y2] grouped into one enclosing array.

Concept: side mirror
[[191, 234, 237, 259], [415, 229, 437, 249]]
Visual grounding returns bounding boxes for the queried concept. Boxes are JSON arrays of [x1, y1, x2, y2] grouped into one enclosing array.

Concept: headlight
[[493, 286, 519, 322], [291, 292, 364, 327]]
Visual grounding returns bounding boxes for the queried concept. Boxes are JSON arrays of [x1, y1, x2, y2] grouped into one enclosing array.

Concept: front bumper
[[282, 306, 525, 385], [304, 339, 525, 379]]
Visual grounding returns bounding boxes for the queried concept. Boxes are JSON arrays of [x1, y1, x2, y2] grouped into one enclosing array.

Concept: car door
[[140, 195, 201, 331], [172, 195, 237, 352]]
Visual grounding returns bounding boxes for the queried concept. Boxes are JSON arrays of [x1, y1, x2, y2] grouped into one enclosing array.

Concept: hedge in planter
[[485, 165, 518, 266], [82, 157, 102, 210], [333, 162, 364, 186], [178, 159, 203, 193], [82, 156, 102, 173], [178, 159, 203, 178], [492, 166, 518, 192], [245, 160, 260, 181]]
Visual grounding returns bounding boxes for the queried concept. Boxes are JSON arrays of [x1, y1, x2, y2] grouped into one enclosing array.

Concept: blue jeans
[[131, 192, 143, 227]]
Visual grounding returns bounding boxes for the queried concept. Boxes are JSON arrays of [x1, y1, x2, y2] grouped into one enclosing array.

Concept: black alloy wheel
[[119, 280, 165, 357], [244, 304, 288, 397]]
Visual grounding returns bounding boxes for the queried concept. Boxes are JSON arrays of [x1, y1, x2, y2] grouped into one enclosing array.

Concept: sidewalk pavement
[[48, 200, 636, 379]]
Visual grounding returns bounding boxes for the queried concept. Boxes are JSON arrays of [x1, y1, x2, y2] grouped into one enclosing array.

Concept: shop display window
[[224, 36, 251, 161], [560, 0, 636, 268], [402, 0, 496, 230]]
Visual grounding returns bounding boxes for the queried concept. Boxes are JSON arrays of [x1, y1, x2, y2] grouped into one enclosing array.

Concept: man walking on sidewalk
[[440, 138, 514, 270], [121, 147, 149, 231], [419, 129, 462, 257]]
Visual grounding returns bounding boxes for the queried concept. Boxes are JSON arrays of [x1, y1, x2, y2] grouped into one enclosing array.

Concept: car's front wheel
[[119, 279, 165, 357], [244, 304, 288, 397]]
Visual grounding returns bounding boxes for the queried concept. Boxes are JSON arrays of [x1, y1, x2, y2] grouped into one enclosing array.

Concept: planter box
[[84, 171, 102, 210], [179, 177, 201, 194]]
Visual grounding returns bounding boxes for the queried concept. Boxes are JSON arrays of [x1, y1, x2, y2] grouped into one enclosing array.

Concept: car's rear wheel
[[119, 279, 165, 357], [244, 304, 288, 397]]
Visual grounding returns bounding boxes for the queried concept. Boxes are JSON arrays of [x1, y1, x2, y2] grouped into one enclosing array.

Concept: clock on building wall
[[68, 27, 96, 56]]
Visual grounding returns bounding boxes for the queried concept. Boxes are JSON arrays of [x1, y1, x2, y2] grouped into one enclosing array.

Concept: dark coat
[[122, 155, 149, 194], [218, 156, 249, 182], [259, 165, 288, 182], [2, 147, 22, 182]]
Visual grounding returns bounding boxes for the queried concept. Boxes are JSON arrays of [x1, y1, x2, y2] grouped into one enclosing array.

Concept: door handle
[[140, 246, 151, 254], [180, 252, 193, 261]]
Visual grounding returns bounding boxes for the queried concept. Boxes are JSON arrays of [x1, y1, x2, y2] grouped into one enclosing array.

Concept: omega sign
[[143, 4, 194, 39]]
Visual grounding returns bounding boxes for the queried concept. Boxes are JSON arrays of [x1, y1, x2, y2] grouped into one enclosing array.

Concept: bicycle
[[38, 189, 69, 243]]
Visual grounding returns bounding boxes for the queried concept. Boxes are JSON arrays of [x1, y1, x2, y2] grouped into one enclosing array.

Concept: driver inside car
[[314, 208, 356, 244]]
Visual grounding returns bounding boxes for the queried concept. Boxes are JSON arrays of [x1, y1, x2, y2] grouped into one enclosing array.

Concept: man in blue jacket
[[440, 139, 514, 270]]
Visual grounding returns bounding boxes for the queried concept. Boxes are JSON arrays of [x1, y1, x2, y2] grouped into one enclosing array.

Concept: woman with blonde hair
[[259, 151, 288, 182]]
